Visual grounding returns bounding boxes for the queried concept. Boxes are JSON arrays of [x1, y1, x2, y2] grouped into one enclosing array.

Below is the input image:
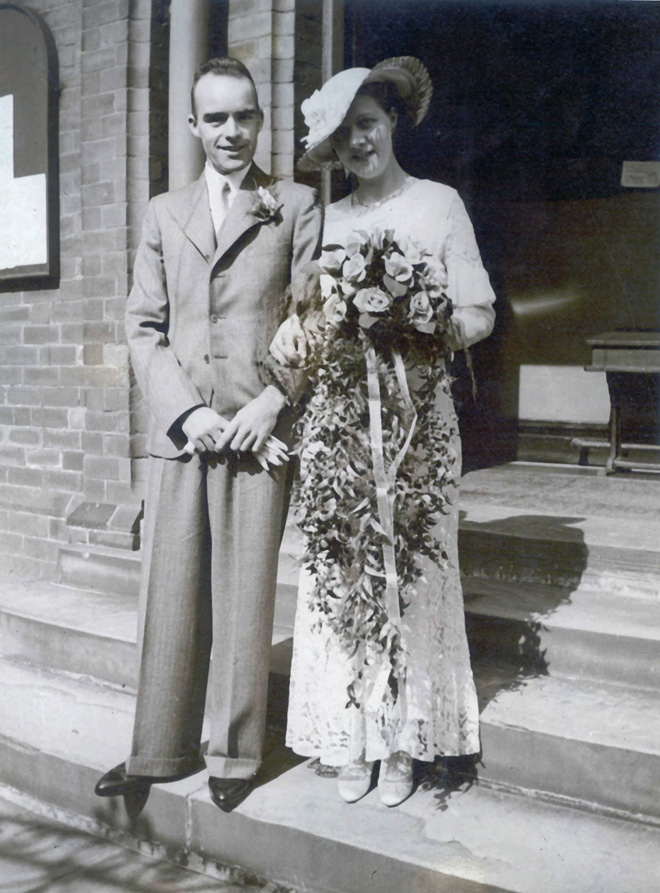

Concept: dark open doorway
[[342, 0, 660, 471]]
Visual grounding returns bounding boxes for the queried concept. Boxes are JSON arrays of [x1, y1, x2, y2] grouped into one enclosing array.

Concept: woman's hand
[[270, 314, 308, 366]]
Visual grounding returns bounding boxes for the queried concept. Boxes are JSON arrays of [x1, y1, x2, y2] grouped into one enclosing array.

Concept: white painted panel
[[519, 365, 610, 424], [0, 93, 48, 270]]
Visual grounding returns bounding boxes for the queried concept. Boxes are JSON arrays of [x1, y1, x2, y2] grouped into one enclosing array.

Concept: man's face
[[188, 73, 263, 175]]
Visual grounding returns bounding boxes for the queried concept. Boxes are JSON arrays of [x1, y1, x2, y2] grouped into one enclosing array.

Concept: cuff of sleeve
[[167, 403, 206, 450], [259, 355, 309, 408]]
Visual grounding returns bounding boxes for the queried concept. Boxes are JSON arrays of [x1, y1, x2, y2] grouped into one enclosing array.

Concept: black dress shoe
[[208, 776, 255, 813], [95, 761, 203, 798], [95, 763, 151, 797]]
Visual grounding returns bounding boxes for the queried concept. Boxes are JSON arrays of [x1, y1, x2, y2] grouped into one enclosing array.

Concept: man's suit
[[124, 164, 322, 780]]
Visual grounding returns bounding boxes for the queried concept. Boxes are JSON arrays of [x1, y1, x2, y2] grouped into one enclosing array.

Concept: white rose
[[409, 291, 434, 327], [320, 273, 337, 299], [345, 231, 370, 257], [353, 287, 392, 315], [323, 293, 347, 326], [343, 253, 368, 284], [319, 248, 347, 275], [384, 252, 414, 283]]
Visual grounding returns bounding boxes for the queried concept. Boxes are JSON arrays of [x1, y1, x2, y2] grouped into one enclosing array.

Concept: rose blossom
[[323, 292, 347, 326], [353, 287, 392, 315], [384, 252, 413, 283], [319, 248, 347, 275], [345, 231, 369, 256], [422, 260, 449, 292], [343, 253, 368, 283], [320, 273, 337, 299], [409, 291, 434, 326], [339, 278, 359, 297], [401, 239, 426, 265]]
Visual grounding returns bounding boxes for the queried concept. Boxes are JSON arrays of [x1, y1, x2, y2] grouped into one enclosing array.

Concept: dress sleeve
[[443, 192, 496, 349]]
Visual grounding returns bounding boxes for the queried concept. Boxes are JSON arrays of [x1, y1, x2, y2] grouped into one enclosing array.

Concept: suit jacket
[[125, 164, 323, 458]]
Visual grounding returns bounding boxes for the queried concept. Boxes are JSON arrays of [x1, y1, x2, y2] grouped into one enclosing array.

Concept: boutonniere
[[251, 186, 283, 223]]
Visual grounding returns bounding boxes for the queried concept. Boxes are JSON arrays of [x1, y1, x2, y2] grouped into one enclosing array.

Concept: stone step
[[4, 570, 660, 698], [57, 500, 660, 606], [0, 577, 297, 691], [2, 593, 659, 824], [58, 544, 141, 598], [464, 577, 660, 689], [458, 502, 660, 596], [1, 656, 658, 893], [475, 667, 660, 820]]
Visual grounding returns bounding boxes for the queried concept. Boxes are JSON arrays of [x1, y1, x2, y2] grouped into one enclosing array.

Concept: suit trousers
[[126, 450, 291, 780]]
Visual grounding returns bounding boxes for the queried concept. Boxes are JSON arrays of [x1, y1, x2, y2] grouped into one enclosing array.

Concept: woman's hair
[[356, 81, 416, 130]]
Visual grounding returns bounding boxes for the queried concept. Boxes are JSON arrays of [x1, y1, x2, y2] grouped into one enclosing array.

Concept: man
[[95, 58, 322, 812]]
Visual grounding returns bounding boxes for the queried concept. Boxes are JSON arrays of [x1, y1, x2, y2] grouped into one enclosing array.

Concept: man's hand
[[181, 406, 226, 453], [214, 386, 287, 454], [269, 314, 308, 366]]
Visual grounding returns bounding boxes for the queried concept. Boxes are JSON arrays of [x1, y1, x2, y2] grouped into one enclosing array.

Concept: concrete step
[[0, 791, 288, 893], [0, 577, 297, 691], [4, 570, 658, 699], [458, 502, 660, 596], [1, 656, 658, 893], [2, 610, 658, 824], [475, 667, 660, 821], [464, 577, 660, 689], [58, 544, 141, 598], [59, 480, 660, 604]]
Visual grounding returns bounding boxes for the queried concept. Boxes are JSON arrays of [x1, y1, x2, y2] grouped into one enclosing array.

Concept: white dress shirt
[[205, 162, 250, 234]]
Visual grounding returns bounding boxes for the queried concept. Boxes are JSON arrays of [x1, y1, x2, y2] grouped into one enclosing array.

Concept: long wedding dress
[[286, 179, 496, 766]]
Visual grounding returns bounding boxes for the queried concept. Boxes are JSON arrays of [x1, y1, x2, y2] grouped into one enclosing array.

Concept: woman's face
[[330, 94, 398, 180]]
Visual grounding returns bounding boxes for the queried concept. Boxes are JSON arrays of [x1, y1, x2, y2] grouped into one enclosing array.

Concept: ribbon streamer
[[364, 346, 417, 715]]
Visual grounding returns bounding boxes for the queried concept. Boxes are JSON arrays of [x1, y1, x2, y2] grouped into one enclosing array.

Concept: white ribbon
[[364, 346, 417, 717]]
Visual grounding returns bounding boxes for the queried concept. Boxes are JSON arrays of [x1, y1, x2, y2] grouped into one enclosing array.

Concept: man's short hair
[[190, 57, 260, 116]]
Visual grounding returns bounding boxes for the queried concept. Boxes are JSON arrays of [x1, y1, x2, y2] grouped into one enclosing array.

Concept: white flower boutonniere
[[252, 186, 283, 222]]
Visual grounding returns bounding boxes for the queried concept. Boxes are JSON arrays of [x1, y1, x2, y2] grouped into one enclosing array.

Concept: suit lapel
[[169, 175, 216, 263], [212, 164, 273, 267]]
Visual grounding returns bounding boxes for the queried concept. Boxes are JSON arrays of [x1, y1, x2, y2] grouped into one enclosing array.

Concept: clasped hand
[[181, 387, 288, 469], [269, 313, 308, 366]]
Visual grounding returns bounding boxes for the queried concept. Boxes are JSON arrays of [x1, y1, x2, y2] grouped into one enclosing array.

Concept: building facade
[[0, 0, 658, 582]]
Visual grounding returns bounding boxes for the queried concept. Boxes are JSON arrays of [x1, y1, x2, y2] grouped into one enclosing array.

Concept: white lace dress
[[286, 179, 496, 766]]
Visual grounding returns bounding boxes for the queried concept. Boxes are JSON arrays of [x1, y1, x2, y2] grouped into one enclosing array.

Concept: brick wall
[[228, 0, 298, 178], [0, 0, 320, 582], [0, 0, 166, 579]]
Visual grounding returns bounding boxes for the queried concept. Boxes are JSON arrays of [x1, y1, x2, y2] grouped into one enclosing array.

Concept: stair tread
[[0, 660, 658, 893], [478, 671, 660, 756], [459, 501, 660, 554], [460, 462, 660, 521], [464, 578, 660, 640], [0, 578, 137, 642]]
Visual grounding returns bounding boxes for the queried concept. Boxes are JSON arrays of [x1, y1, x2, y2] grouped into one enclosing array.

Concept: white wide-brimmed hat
[[298, 56, 433, 171]]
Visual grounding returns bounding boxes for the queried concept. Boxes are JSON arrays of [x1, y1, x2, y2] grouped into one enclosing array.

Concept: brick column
[[228, 0, 296, 178]]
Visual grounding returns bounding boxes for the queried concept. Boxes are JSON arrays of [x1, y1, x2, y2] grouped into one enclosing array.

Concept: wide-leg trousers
[[126, 451, 291, 779]]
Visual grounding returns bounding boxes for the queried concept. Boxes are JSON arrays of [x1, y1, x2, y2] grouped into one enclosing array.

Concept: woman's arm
[[444, 192, 496, 349]]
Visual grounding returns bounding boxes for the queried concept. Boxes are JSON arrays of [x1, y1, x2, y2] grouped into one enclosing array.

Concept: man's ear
[[389, 108, 398, 133], [188, 114, 200, 138]]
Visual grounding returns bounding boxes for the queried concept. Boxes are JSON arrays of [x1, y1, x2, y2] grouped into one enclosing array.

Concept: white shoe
[[378, 751, 413, 807], [337, 755, 375, 803]]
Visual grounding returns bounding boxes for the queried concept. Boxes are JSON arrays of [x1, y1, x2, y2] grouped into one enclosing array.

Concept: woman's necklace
[[351, 175, 413, 210]]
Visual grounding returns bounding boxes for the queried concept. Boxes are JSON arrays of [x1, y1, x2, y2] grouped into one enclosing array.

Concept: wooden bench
[[575, 331, 660, 474]]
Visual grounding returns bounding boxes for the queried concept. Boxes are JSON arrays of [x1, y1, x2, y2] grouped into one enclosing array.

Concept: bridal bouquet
[[290, 230, 459, 720], [313, 228, 453, 359]]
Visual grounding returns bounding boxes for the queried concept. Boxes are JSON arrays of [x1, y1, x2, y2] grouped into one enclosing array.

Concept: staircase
[[1, 463, 659, 892]]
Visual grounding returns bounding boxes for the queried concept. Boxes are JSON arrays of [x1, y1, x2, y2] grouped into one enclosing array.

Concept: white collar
[[204, 161, 250, 196]]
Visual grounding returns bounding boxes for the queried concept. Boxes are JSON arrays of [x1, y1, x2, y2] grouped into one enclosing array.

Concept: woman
[[268, 58, 495, 807]]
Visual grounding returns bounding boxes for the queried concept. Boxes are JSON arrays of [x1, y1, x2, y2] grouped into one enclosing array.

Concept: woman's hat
[[298, 56, 433, 172]]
